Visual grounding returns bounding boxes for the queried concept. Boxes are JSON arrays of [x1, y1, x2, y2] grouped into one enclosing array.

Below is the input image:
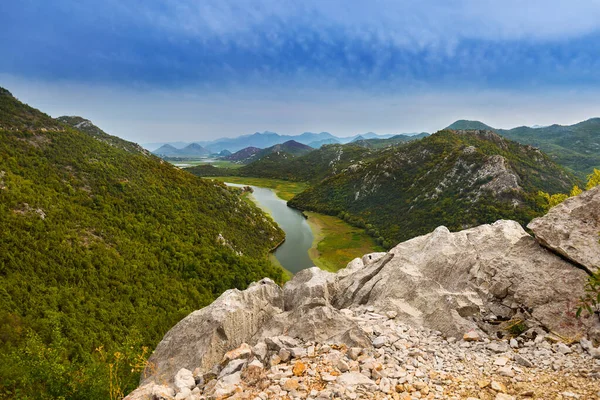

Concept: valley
[[215, 178, 383, 274]]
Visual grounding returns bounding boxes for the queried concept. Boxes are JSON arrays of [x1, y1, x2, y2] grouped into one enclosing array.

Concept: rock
[[495, 394, 516, 400], [373, 335, 387, 348], [222, 342, 252, 362], [265, 335, 300, 352], [252, 342, 268, 361], [514, 354, 534, 368], [124, 383, 175, 400], [278, 348, 291, 362], [283, 267, 336, 310], [581, 338, 600, 359], [528, 186, 600, 274], [212, 371, 242, 398], [292, 361, 307, 376], [509, 338, 519, 348], [347, 347, 362, 360], [488, 341, 510, 353], [491, 380, 507, 393], [494, 356, 509, 366], [258, 306, 371, 349], [174, 368, 195, 391], [464, 330, 482, 341], [498, 366, 515, 377], [337, 359, 350, 372], [218, 359, 245, 378], [555, 343, 572, 355], [386, 310, 398, 319], [332, 221, 595, 340], [142, 278, 283, 385], [336, 371, 375, 387]]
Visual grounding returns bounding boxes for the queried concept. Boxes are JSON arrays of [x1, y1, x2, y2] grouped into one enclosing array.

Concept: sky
[[2, 0, 600, 144]]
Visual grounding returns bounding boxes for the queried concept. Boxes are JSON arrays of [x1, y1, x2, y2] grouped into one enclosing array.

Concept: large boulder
[[528, 185, 600, 274], [140, 278, 284, 385], [333, 220, 593, 339]]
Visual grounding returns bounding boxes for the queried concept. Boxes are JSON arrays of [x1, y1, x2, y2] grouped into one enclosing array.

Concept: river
[[226, 183, 315, 274]]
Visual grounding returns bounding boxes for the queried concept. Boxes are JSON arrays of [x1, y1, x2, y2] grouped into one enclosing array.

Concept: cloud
[[2, 0, 600, 90]]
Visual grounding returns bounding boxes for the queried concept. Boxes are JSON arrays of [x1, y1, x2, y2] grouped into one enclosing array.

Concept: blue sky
[[2, 1, 600, 143]]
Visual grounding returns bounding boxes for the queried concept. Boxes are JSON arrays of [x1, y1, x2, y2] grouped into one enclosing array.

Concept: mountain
[[222, 143, 375, 183], [446, 118, 600, 179], [153, 142, 210, 158], [288, 130, 576, 247], [351, 135, 366, 142], [153, 143, 181, 156], [446, 120, 495, 131], [307, 138, 340, 148], [223, 141, 313, 164], [57, 116, 151, 155], [351, 132, 430, 149], [0, 87, 285, 398], [218, 149, 232, 157]]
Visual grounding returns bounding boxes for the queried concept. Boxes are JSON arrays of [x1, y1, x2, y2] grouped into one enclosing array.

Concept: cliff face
[[126, 187, 600, 400]]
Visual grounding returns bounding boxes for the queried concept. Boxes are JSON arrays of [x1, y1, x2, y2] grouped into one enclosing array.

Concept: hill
[[223, 141, 313, 164], [446, 119, 600, 179], [153, 142, 210, 158], [288, 130, 577, 247], [447, 120, 495, 131], [234, 143, 374, 183], [0, 88, 285, 398]]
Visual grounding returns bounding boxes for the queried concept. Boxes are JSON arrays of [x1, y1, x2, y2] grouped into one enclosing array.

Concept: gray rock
[[332, 220, 594, 340], [174, 368, 195, 391], [514, 354, 534, 368], [218, 359, 245, 378], [283, 267, 336, 310], [336, 371, 375, 386], [252, 342, 268, 361], [265, 335, 300, 352], [141, 278, 283, 385], [528, 186, 600, 274], [488, 341, 510, 353]]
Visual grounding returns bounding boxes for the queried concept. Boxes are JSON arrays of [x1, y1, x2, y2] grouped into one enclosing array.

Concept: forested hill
[[0, 87, 285, 399], [288, 130, 577, 247], [446, 119, 600, 179]]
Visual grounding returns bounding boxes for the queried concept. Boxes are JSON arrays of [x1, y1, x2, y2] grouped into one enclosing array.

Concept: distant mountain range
[[154, 143, 211, 157], [145, 131, 426, 154], [446, 118, 600, 179], [224, 140, 314, 164]]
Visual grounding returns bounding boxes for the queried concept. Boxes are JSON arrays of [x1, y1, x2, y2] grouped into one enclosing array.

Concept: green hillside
[[446, 119, 600, 179], [288, 130, 577, 247], [0, 88, 285, 399], [188, 143, 375, 184]]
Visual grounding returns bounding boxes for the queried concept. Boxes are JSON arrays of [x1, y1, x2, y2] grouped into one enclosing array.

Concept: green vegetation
[[206, 176, 308, 201], [447, 119, 600, 180], [305, 212, 384, 272], [289, 130, 577, 247], [0, 88, 285, 399]]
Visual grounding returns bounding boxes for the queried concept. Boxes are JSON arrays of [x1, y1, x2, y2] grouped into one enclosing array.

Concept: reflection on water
[[226, 183, 314, 274]]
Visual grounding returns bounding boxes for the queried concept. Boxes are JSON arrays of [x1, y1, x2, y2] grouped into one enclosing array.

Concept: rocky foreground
[[126, 187, 600, 399], [130, 307, 600, 399]]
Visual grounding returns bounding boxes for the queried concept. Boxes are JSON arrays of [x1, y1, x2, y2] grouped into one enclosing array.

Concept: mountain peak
[[447, 120, 495, 131]]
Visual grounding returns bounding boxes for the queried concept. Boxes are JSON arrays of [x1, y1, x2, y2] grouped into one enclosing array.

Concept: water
[[226, 183, 315, 274]]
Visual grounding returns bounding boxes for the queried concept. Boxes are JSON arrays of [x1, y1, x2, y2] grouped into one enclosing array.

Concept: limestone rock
[[141, 278, 283, 385], [336, 371, 375, 387], [333, 220, 592, 339], [528, 186, 600, 274], [283, 267, 336, 310], [174, 368, 195, 391]]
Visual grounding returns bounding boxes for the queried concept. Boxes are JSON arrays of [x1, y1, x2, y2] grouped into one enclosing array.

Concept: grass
[[207, 176, 308, 201], [305, 211, 385, 272], [168, 159, 244, 169]]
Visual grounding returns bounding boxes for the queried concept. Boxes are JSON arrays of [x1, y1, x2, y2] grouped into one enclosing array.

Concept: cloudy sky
[[2, 0, 600, 144]]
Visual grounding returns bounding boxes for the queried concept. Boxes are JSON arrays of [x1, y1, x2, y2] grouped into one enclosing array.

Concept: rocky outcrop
[[528, 185, 600, 274], [141, 278, 284, 385], [128, 189, 600, 398]]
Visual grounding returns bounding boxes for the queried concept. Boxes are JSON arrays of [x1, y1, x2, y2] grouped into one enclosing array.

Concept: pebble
[[146, 309, 600, 400]]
